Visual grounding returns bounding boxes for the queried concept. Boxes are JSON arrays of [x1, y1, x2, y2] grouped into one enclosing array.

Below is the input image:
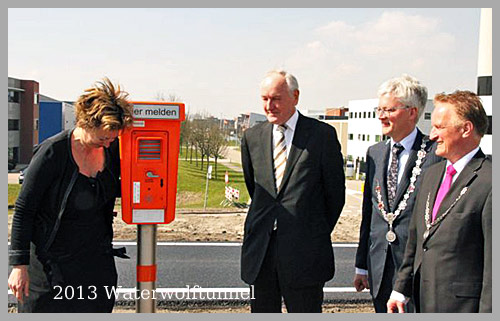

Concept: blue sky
[[8, 8, 482, 118]]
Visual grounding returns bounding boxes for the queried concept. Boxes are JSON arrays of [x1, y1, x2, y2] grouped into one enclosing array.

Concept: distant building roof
[[39, 94, 60, 102]]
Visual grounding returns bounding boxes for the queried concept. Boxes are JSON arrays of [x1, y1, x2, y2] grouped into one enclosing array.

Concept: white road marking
[[110, 241, 358, 248], [8, 287, 369, 296]]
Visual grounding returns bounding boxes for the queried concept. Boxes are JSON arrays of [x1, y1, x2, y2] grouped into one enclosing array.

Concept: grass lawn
[[7, 160, 249, 210], [176, 159, 249, 208], [8, 184, 21, 207]]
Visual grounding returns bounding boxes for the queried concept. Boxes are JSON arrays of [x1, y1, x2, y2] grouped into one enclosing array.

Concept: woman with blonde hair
[[8, 78, 133, 312]]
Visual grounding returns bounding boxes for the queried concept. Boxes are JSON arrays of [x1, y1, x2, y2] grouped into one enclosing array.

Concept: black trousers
[[250, 231, 324, 313], [18, 251, 117, 313], [372, 246, 414, 313]]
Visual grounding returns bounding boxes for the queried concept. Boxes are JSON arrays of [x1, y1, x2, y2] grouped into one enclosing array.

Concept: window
[[367, 135, 370, 141], [8, 147, 19, 163], [375, 135, 381, 142], [487, 116, 492, 135], [8, 91, 20, 103], [348, 134, 353, 140], [373, 111, 376, 118], [34, 119, 39, 130], [349, 112, 353, 118], [424, 112, 431, 120], [8, 119, 19, 131], [363, 112, 366, 118], [34, 93, 39, 104], [362, 134, 365, 141], [358, 134, 361, 140]]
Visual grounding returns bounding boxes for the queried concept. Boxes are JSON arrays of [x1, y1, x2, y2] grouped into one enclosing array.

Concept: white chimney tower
[[477, 8, 492, 95], [477, 8, 492, 155]]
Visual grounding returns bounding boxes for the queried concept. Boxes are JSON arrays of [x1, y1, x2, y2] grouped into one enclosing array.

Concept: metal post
[[203, 165, 212, 210], [136, 224, 157, 313], [203, 173, 209, 210]]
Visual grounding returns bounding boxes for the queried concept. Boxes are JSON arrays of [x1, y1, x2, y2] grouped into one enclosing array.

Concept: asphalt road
[[8, 242, 371, 303], [114, 242, 358, 288]]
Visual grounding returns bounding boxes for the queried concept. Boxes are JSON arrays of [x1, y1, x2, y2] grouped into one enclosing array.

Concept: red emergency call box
[[119, 102, 185, 224]]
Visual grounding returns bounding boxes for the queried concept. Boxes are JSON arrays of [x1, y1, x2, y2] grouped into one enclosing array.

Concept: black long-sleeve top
[[9, 130, 120, 266]]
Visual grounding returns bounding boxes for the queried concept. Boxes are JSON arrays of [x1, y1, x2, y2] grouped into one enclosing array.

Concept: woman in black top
[[8, 78, 133, 312]]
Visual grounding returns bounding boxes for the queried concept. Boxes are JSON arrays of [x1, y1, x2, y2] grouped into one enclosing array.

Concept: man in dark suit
[[354, 75, 442, 312], [387, 90, 491, 313], [240, 70, 345, 313]]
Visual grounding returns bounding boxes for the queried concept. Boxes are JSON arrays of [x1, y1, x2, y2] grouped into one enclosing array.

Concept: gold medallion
[[386, 230, 397, 242]]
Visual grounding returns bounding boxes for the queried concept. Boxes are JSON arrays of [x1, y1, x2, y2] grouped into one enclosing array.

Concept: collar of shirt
[[387, 127, 418, 184], [443, 146, 480, 184], [273, 109, 298, 157], [389, 127, 418, 152]]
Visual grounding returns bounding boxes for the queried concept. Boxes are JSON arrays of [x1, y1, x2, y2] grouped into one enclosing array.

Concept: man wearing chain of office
[[387, 90, 491, 313], [353, 74, 441, 312]]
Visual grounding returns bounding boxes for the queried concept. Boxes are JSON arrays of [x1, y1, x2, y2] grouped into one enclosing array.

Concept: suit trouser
[[372, 245, 414, 313], [250, 230, 324, 313]]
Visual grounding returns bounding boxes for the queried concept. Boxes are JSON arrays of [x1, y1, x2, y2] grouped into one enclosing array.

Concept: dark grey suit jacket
[[240, 113, 345, 287], [355, 130, 442, 298], [393, 150, 492, 312]]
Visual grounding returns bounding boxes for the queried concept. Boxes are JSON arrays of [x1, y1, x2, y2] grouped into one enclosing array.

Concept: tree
[[154, 91, 187, 155], [191, 119, 210, 170], [180, 114, 191, 157], [155, 92, 183, 103], [208, 125, 228, 179]]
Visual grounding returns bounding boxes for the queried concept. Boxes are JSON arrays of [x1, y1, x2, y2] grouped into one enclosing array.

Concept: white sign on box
[[133, 104, 180, 119], [133, 209, 164, 223], [133, 182, 140, 203]]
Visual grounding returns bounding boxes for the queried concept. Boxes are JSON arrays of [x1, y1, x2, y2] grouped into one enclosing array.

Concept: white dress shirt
[[272, 109, 299, 157], [271, 109, 298, 231], [441, 146, 480, 184], [387, 127, 418, 185]]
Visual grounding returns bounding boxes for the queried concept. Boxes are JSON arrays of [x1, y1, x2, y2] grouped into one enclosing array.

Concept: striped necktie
[[274, 124, 288, 192]]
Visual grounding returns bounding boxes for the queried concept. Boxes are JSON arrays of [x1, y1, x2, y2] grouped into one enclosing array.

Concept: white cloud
[[315, 20, 355, 36], [285, 10, 463, 108], [311, 10, 456, 62]]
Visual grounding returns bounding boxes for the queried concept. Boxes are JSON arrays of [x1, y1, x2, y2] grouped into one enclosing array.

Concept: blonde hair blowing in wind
[[75, 77, 134, 131]]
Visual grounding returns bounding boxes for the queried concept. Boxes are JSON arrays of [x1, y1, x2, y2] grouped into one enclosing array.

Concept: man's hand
[[353, 273, 370, 292], [387, 298, 405, 313], [8, 265, 29, 304]]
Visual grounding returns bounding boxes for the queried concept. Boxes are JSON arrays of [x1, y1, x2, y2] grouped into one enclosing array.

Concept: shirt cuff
[[390, 290, 410, 304], [355, 268, 368, 275]]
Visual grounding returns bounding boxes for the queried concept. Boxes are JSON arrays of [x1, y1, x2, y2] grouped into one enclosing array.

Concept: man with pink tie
[[387, 90, 491, 313]]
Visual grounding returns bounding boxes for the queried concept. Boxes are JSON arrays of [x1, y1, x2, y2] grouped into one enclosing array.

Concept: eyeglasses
[[373, 106, 410, 116]]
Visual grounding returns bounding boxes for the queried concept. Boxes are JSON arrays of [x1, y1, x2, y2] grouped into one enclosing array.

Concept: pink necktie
[[432, 164, 457, 222]]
